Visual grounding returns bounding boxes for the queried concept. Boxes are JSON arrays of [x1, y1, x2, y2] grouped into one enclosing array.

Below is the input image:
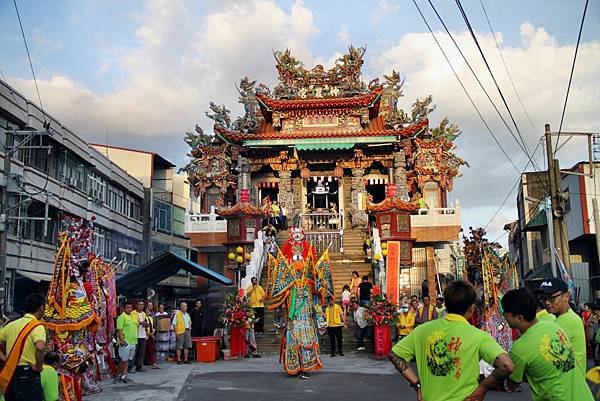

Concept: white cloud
[[371, 0, 401, 22], [337, 24, 350, 45], [9, 0, 318, 146], [373, 23, 599, 240]]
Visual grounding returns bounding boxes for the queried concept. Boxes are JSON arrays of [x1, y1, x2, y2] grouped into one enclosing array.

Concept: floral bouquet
[[221, 292, 256, 329], [364, 294, 399, 326]]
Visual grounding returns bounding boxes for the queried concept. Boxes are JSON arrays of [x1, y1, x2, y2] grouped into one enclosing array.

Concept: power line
[[478, 0, 538, 133], [13, 0, 47, 125], [554, 0, 589, 153], [410, 0, 521, 174], [454, 0, 535, 170], [425, 0, 542, 174], [483, 139, 545, 231]]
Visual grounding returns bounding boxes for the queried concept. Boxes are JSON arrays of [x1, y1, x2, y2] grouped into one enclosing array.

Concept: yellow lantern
[[228, 252, 236, 261], [374, 253, 381, 261], [235, 255, 244, 264], [382, 249, 388, 257], [381, 242, 388, 250], [236, 246, 244, 254], [245, 254, 251, 261]]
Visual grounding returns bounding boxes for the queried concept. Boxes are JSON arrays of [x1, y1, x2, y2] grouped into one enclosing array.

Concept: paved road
[[90, 355, 533, 401]]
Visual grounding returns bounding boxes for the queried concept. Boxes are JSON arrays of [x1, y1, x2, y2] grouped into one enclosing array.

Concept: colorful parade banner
[[386, 241, 400, 304]]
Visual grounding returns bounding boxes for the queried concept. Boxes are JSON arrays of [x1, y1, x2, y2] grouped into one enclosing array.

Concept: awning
[[117, 251, 233, 295], [524, 264, 553, 281], [524, 209, 547, 232], [244, 136, 397, 148], [17, 271, 52, 282]]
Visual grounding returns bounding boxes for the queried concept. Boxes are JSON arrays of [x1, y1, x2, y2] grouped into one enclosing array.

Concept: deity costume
[[267, 229, 334, 376], [44, 217, 114, 400]]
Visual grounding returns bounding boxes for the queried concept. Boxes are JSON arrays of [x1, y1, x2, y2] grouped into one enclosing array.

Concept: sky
[[1, 0, 599, 246]]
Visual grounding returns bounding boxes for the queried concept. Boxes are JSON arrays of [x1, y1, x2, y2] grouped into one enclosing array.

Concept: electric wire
[[554, 0, 589, 153], [478, 0, 538, 133], [410, 0, 521, 174], [425, 0, 541, 174], [454, 0, 534, 166], [13, 0, 47, 126]]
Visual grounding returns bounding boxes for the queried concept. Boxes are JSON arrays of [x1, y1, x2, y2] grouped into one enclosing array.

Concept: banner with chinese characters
[[386, 241, 400, 304], [374, 324, 392, 358]]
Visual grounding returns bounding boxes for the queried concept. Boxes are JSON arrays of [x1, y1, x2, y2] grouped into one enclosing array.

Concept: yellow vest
[[397, 312, 415, 336], [174, 311, 188, 335], [325, 304, 343, 327]]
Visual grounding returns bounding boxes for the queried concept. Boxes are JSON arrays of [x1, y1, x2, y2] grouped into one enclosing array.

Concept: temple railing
[[304, 230, 343, 255], [185, 210, 227, 233], [299, 212, 343, 231], [410, 201, 461, 228]]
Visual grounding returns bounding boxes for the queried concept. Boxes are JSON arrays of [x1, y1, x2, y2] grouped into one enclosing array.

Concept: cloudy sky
[[1, 0, 599, 245]]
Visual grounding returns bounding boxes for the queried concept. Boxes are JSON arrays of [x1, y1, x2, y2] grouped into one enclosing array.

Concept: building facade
[[510, 163, 599, 302], [0, 80, 145, 311]]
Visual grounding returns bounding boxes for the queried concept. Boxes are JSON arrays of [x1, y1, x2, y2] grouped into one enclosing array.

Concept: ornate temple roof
[[367, 197, 419, 213], [217, 202, 269, 217], [256, 88, 382, 111]]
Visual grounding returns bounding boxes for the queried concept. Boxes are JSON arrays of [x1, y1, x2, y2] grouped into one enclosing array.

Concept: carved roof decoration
[[367, 197, 419, 212], [217, 202, 269, 217], [272, 46, 369, 100]]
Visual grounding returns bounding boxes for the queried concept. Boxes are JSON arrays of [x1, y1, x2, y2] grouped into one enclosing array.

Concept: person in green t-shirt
[[41, 351, 61, 401], [502, 288, 594, 401], [115, 302, 138, 384], [534, 277, 586, 376], [388, 280, 514, 401]]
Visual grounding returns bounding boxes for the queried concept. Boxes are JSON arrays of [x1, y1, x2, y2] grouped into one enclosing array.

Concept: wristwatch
[[410, 382, 421, 391]]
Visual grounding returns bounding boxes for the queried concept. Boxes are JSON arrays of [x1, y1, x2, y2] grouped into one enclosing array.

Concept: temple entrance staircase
[[254, 227, 375, 355]]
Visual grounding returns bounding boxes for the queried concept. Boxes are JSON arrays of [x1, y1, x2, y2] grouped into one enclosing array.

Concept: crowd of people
[[388, 277, 594, 401], [0, 295, 209, 399]]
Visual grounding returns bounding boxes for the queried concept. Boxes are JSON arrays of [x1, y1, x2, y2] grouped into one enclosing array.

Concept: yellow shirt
[[325, 304, 344, 327], [0, 314, 46, 366], [397, 312, 415, 336], [247, 285, 265, 308]]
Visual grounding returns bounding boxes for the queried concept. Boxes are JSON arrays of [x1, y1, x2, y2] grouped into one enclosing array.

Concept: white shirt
[[354, 306, 368, 329], [341, 290, 351, 302], [137, 312, 147, 339], [172, 311, 191, 329]]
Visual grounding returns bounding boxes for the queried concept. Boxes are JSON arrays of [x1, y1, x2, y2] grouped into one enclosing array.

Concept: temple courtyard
[[90, 355, 532, 401]]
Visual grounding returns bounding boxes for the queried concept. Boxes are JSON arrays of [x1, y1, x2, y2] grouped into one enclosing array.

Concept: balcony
[[410, 201, 462, 243], [185, 211, 227, 233]]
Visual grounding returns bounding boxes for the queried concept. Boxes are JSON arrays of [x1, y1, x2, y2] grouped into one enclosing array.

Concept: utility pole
[[545, 124, 571, 274], [0, 131, 13, 314]]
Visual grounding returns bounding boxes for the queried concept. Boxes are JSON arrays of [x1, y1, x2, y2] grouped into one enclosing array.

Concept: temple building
[[185, 46, 466, 299]]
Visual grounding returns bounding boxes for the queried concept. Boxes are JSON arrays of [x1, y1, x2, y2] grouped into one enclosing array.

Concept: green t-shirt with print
[[536, 309, 556, 322], [392, 313, 505, 401], [509, 320, 593, 401], [116, 312, 138, 345], [555, 309, 586, 375]]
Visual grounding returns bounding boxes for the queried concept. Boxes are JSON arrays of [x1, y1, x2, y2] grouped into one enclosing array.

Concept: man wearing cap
[[534, 277, 586, 375]]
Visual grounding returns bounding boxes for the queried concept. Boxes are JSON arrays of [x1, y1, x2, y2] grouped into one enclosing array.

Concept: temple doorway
[[305, 177, 340, 212], [258, 182, 279, 203]]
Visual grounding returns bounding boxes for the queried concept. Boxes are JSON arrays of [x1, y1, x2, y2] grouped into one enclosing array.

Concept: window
[[172, 205, 185, 237], [154, 199, 172, 233], [58, 151, 88, 192], [127, 196, 142, 221], [88, 172, 106, 204], [7, 195, 58, 244], [14, 133, 53, 174], [107, 184, 126, 215]]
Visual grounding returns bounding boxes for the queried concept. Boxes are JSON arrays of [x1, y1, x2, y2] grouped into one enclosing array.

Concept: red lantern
[[373, 286, 381, 296], [300, 168, 310, 179], [333, 165, 344, 177]]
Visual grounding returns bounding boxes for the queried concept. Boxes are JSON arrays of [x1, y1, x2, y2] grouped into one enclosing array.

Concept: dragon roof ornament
[[272, 45, 371, 100]]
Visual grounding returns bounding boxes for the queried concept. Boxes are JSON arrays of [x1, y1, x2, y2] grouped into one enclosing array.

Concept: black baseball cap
[[534, 278, 569, 295]]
